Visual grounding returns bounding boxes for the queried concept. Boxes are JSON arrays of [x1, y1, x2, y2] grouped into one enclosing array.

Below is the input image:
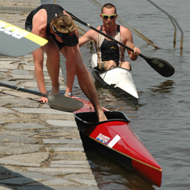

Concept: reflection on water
[[84, 149, 156, 190], [149, 80, 175, 94], [94, 78, 139, 107]]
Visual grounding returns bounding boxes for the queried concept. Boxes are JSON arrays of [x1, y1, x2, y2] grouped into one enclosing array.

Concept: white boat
[[91, 53, 138, 99]]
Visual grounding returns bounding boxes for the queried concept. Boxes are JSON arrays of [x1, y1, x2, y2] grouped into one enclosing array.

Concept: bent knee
[[120, 62, 131, 70], [99, 60, 117, 71], [108, 60, 117, 65], [107, 60, 117, 70]]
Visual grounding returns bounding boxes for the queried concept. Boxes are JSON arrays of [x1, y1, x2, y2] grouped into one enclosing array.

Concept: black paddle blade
[[0, 82, 83, 112], [48, 94, 84, 112], [142, 56, 175, 77]]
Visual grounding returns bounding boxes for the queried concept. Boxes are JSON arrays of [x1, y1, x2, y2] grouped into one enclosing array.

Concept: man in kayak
[[25, 4, 107, 122], [79, 3, 141, 71]]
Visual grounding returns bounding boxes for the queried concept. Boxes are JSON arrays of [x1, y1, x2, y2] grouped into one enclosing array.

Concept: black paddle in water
[[0, 82, 84, 112], [67, 11, 175, 77], [0, 20, 48, 57]]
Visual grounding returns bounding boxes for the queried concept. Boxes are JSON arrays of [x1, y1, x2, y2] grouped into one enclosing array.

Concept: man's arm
[[32, 10, 48, 102], [64, 45, 77, 94], [62, 26, 79, 95], [121, 26, 140, 61], [79, 29, 98, 47]]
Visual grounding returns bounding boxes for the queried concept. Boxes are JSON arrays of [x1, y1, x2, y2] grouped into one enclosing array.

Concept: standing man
[[25, 4, 106, 121], [79, 3, 141, 71]]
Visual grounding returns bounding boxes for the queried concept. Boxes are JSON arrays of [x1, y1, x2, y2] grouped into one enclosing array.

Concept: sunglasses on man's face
[[52, 24, 63, 37], [101, 14, 117, 20]]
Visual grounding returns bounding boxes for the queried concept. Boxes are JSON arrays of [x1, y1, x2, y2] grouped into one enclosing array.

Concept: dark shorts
[[51, 35, 66, 50]]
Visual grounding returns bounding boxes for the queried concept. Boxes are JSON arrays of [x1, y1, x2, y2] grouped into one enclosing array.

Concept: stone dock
[[0, 0, 99, 190]]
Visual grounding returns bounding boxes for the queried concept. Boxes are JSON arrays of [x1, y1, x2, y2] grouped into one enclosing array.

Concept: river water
[[56, 0, 190, 189]]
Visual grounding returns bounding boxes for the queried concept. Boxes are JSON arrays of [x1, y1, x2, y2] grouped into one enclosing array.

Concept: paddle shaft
[[0, 82, 48, 98], [67, 11, 175, 77], [67, 12, 145, 57], [0, 82, 84, 112]]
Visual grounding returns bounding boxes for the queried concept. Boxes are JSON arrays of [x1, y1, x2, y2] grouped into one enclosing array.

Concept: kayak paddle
[[67, 11, 175, 77], [0, 82, 84, 112], [0, 20, 48, 57]]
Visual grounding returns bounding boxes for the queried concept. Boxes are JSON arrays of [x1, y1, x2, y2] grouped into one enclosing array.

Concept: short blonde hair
[[51, 14, 76, 34]]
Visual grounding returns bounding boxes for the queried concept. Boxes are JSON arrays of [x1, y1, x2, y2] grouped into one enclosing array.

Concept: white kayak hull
[[91, 53, 138, 99]]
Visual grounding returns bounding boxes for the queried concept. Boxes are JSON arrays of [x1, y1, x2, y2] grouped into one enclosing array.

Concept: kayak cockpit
[[74, 111, 130, 125]]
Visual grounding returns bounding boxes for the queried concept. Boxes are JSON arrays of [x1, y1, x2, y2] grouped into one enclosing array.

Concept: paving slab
[[1, 130, 37, 137], [0, 108, 15, 113], [26, 168, 93, 175], [0, 96, 39, 108], [30, 178, 75, 186], [46, 120, 76, 127], [0, 134, 39, 144], [9, 74, 34, 80], [0, 143, 42, 155], [11, 70, 31, 75], [0, 152, 49, 167], [54, 147, 84, 152], [5, 123, 46, 130], [21, 81, 39, 88], [0, 72, 7, 79], [51, 160, 89, 165], [0, 81, 19, 87], [53, 153, 88, 161], [0, 91, 40, 100], [50, 163, 89, 168], [43, 139, 82, 144], [0, 69, 8, 72], [12, 108, 72, 115], [0, 177, 36, 185], [12, 171, 54, 181], [0, 62, 19, 70]]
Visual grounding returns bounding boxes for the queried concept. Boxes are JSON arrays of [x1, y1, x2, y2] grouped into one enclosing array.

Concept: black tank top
[[100, 25, 120, 66], [25, 4, 64, 36], [25, 4, 65, 49]]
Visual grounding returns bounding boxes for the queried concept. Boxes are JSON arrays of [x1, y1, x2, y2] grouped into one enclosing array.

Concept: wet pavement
[[0, 0, 99, 189]]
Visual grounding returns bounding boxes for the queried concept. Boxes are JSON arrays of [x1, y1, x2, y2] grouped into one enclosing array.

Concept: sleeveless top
[[96, 25, 125, 66], [25, 4, 64, 35], [25, 4, 66, 49]]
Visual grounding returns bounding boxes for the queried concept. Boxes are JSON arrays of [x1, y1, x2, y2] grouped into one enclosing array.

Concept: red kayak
[[73, 97, 162, 187]]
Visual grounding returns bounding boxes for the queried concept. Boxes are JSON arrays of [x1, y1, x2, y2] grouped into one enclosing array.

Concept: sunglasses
[[52, 24, 63, 37], [101, 14, 117, 20]]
